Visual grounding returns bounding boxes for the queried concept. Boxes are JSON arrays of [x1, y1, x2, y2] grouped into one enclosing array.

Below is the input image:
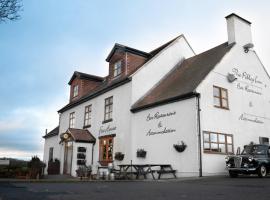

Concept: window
[[69, 112, 75, 128], [213, 86, 229, 109], [73, 85, 79, 97], [99, 136, 114, 164], [84, 105, 92, 127], [259, 137, 269, 145], [113, 61, 122, 77], [203, 131, 233, 154], [104, 96, 113, 122], [49, 147, 53, 161]]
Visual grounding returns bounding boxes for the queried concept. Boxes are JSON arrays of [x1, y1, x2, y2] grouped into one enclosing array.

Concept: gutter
[[131, 92, 198, 113]]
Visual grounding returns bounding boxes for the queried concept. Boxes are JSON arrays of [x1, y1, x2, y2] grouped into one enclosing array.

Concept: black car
[[225, 144, 270, 178]]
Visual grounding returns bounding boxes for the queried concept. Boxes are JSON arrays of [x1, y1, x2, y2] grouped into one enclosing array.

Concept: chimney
[[225, 13, 253, 47]]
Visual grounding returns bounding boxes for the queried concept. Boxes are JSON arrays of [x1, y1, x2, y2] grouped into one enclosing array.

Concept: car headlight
[[244, 163, 249, 168], [248, 156, 254, 162], [225, 156, 230, 162]]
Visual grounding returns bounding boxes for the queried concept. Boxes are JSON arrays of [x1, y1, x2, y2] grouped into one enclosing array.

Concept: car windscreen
[[241, 145, 268, 155]]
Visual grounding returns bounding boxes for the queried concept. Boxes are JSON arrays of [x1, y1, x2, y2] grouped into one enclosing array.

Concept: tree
[[0, 0, 22, 22]]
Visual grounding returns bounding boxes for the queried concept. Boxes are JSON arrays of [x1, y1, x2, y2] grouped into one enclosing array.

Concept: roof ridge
[[186, 42, 229, 60], [149, 34, 183, 56], [68, 71, 104, 85], [106, 43, 150, 62]]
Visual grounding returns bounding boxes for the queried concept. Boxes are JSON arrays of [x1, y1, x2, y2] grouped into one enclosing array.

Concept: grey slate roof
[[131, 42, 235, 112], [106, 43, 150, 62], [43, 126, 59, 139], [68, 71, 104, 85]]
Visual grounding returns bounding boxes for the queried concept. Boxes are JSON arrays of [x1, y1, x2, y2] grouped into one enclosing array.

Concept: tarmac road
[[0, 176, 270, 200]]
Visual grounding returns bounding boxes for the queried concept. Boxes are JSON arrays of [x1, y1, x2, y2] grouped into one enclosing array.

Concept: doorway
[[63, 141, 73, 174]]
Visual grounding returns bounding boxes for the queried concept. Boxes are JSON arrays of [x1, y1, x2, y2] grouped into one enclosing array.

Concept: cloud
[[0, 97, 65, 160], [0, 147, 42, 161], [0, 119, 24, 132]]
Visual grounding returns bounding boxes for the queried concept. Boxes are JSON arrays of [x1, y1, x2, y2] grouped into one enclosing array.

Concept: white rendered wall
[[58, 82, 132, 175], [69, 142, 94, 177], [43, 135, 60, 175], [131, 36, 195, 104], [131, 98, 199, 177], [197, 44, 270, 176]]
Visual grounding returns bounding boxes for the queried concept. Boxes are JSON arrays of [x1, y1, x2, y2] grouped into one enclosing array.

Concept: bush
[[28, 156, 45, 179], [76, 165, 92, 178], [114, 152, 125, 161], [0, 158, 29, 178], [136, 149, 147, 158]]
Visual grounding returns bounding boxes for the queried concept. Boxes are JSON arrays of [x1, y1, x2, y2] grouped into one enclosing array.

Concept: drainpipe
[[196, 93, 203, 177], [91, 143, 95, 165]]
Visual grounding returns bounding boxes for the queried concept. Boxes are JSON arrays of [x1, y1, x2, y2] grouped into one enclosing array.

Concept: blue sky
[[0, 0, 270, 160]]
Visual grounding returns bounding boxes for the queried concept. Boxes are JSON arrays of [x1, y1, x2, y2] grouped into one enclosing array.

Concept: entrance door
[[63, 141, 73, 174], [99, 136, 114, 166]]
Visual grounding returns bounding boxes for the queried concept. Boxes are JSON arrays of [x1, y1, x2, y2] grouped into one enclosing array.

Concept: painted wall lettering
[[145, 111, 177, 136], [99, 125, 117, 136], [232, 68, 263, 85], [146, 128, 176, 136], [236, 83, 262, 95], [239, 113, 264, 124], [146, 111, 176, 121]]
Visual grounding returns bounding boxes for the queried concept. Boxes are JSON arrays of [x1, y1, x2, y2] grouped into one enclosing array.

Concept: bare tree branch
[[0, 0, 22, 22]]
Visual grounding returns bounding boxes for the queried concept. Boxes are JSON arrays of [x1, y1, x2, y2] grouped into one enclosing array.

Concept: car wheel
[[258, 165, 267, 178], [229, 171, 238, 178]]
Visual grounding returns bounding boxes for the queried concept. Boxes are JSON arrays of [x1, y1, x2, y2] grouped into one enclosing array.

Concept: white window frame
[[113, 61, 122, 77], [69, 112, 75, 128], [73, 85, 79, 97], [84, 105, 92, 127]]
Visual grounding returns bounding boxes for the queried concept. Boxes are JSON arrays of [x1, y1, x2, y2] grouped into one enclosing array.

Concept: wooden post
[[131, 160, 132, 179]]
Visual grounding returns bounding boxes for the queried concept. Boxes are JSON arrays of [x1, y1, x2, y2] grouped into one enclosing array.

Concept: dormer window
[[113, 61, 122, 77], [73, 85, 79, 97]]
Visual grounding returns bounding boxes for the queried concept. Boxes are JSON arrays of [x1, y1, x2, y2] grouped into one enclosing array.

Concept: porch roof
[[63, 128, 96, 143]]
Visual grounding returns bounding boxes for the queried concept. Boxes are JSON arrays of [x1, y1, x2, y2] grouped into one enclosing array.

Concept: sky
[[0, 0, 270, 160]]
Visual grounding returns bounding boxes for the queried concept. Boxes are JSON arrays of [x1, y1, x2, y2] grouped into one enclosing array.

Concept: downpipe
[[196, 93, 202, 177]]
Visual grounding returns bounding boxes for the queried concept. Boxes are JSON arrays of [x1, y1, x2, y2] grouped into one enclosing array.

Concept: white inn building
[[43, 13, 270, 177]]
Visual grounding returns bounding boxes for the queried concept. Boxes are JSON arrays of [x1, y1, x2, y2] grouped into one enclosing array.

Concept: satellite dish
[[227, 73, 237, 83]]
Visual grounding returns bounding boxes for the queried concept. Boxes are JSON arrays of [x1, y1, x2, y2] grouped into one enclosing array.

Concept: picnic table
[[117, 164, 176, 180]]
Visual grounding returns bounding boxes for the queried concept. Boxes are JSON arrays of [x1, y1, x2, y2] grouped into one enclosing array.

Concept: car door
[[267, 147, 270, 170]]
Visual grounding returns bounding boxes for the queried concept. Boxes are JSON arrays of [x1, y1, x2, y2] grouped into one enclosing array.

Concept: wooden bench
[[156, 165, 176, 179]]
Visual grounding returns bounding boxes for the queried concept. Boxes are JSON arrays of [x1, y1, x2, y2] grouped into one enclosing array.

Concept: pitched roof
[[58, 76, 131, 113], [105, 35, 182, 62], [131, 42, 235, 112], [58, 35, 188, 113], [68, 71, 104, 85], [67, 128, 96, 143], [149, 35, 185, 57], [43, 126, 59, 139], [106, 43, 150, 62]]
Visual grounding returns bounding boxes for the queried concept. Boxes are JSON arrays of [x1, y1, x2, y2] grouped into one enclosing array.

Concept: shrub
[[28, 156, 45, 179], [114, 152, 125, 161]]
